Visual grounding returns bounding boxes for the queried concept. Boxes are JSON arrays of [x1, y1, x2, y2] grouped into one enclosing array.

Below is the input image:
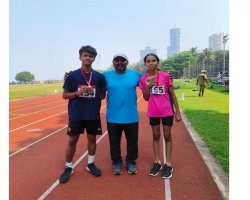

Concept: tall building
[[140, 46, 157, 60], [209, 33, 224, 50], [167, 27, 180, 57]]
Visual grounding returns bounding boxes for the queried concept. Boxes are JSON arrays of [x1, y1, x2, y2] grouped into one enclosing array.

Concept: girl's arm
[[168, 86, 182, 122], [142, 77, 155, 101]]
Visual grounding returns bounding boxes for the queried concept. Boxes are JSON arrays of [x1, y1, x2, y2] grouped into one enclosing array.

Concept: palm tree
[[189, 47, 199, 77]]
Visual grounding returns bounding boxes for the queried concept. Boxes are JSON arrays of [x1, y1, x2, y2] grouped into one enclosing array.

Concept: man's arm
[[100, 91, 106, 100]]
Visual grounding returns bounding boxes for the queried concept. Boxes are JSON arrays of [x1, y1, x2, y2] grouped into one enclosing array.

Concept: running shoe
[[59, 166, 73, 183], [86, 163, 102, 177], [125, 162, 138, 174], [149, 163, 162, 176], [162, 164, 173, 179], [112, 162, 123, 175]]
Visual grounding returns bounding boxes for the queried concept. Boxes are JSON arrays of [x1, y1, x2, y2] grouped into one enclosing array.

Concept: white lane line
[[10, 103, 67, 120], [10, 94, 58, 102], [10, 105, 107, 155], [163, 137, 171, 200], [9, 111, 67, 133], [37, 96, 142, 199], [9, 126, 68, 157], [37, 131, 108, 200], [9, 94, 60, 107], [9, 105, 106, 133], [10, 99, 63, 113]]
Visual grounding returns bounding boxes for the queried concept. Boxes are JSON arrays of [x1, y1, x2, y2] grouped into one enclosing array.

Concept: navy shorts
[[149, 116, 174, 126], [67, 119, 102, 136]]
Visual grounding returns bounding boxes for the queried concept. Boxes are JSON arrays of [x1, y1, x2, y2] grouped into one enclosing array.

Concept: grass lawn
[[174, 79, 229, 174], [9, 82, 64, 100]]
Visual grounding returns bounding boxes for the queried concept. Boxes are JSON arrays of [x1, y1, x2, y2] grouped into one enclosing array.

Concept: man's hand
[[64, 71, 71, 81]]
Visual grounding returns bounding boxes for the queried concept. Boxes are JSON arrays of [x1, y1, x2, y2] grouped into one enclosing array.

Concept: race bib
[[150, 85, 165, 95], [78, 84, 96, 98]]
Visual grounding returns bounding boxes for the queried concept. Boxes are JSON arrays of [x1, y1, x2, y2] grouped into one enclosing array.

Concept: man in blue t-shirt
[[103, 54, 142, 175], [59, 45, 106, 183]]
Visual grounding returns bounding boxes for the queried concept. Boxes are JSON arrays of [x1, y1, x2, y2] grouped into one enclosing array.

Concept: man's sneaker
[[112, 162, 123, 175], [149, 163, 162, 176], [59, 166, 73, 183], [162, 164, 173, 179], [86, 163, 101, 177], [125, 162, 138, 175]]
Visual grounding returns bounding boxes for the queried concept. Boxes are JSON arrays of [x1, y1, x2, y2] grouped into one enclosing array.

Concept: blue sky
[[9, 0, 229, 81]]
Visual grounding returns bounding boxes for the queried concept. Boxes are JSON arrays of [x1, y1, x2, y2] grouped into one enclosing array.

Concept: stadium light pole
[[223, 34, 229, 75]]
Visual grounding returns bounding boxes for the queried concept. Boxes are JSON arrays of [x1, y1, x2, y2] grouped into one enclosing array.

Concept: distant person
[[103, 54, 142, 175], [59, 45, 106, 183], [217, 72, 223, 86], [139, 53, 182, 179], [196, 70, 208, 97]]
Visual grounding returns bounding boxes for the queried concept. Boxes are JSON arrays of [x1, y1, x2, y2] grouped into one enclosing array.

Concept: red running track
[[9, 91, 224, 200]]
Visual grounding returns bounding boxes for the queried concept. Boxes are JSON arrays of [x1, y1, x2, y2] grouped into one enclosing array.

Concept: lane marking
[[10, 126, 68, 157], [10, 99, 63, 113], [10, 103, 67, 120], [9, 94, 60, 108], [163, 137, 171, 200], [37, 131, 108, 200], [9, 111, 67, 133], [36, 95, 143, 199], [10, 105, 107, 133], [10, 105, 107, 156]]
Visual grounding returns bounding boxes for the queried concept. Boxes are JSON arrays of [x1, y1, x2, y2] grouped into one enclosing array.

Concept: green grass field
[[9, 82, 64, 100], [174, 79, 229, 173]]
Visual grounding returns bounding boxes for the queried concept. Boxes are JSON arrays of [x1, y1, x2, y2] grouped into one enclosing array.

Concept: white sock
[[88, 155, 95, 164], [165, 162, 171, 166], [65, 162, 73, 168]]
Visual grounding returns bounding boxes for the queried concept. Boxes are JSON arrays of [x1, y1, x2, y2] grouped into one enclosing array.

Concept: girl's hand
[[145, 77, 155, 87], [175, 113, 182, 122]]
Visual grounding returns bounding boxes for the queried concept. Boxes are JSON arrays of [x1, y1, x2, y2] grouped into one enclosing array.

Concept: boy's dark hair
[[79, 45, 97, 58], [143, 53, 160, 63]]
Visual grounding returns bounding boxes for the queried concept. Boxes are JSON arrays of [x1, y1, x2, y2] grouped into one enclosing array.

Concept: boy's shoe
[[149, 163, 162, 176], [112, 162, 123, 175], [162, 164, 173, 179], [86, 163, 102, 177], [59, 166, 73, 183], [125, 162, 138, 175]]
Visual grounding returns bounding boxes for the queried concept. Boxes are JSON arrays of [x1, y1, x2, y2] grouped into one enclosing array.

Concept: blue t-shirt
[[63, 69, 106, 120], [103, 69, 142, 123]]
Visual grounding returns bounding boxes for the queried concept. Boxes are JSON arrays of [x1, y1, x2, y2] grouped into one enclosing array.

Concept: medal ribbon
[[80, 68, 92, 86]]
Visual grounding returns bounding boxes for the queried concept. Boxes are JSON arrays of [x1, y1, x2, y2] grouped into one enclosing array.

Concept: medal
[[150, 79, 156, 84]]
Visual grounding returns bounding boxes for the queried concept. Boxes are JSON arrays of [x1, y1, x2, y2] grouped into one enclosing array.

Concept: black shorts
[[149, 116, 174, 126], [67, 119, 102, 136]]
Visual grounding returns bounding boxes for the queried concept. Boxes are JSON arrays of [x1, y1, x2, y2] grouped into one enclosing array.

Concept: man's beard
[[115, 64, 126, 72]]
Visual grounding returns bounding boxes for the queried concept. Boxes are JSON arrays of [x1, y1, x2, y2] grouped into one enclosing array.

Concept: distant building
[[209, 33, 224, 50], [167, 27, 180, 58], [140, 46, 157, 60]]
